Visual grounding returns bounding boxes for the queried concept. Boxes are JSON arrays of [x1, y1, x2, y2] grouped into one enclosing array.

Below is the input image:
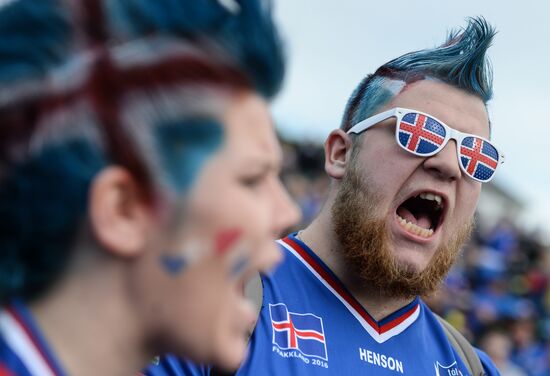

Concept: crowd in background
[[280, 137, 550, 376]]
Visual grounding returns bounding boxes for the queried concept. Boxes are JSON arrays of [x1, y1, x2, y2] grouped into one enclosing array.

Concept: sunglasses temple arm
[[347, 109, 397, 134]]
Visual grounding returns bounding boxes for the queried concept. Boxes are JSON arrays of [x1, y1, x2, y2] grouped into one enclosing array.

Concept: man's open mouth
[[396, 192, 445, 238]]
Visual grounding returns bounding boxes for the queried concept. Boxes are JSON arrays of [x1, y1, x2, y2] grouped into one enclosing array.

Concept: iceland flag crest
[[269, 303, 328, 360]]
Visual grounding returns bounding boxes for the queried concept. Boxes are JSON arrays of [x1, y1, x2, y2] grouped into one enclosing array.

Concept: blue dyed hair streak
[[0, 0, 72, 83], [341, 17, 496, 132]]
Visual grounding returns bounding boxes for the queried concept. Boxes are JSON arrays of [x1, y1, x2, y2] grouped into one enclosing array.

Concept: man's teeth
[[419, 192, 442, 206], [397, 215, 434, 238]]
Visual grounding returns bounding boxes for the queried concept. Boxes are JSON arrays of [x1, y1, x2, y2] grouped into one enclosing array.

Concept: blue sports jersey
[[0, 300, 68, 376], [147, 233, 500, 375]]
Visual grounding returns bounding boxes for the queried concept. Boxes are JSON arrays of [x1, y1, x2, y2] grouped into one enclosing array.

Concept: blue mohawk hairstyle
[[382, 17, 495, 101], [103, 0, 285, 98], [341, 17, 496, 131]]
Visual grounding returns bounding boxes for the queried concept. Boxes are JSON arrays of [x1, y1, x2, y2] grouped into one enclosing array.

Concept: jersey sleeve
[[476, 348, 502, 376], [142, 355, 210, 376]]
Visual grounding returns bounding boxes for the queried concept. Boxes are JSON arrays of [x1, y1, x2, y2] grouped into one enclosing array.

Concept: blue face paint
[[155, 118, 224, 193], [159, 254, 187, 275], [230, 256, 248, 278]]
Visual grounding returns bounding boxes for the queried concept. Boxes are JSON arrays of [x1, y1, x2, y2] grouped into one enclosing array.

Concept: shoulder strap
[[435, 314, 486, 376]]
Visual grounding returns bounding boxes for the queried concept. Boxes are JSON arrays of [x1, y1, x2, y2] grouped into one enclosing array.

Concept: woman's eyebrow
[[240, 155, 282, 172]]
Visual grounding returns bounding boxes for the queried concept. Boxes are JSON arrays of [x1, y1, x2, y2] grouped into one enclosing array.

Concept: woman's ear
[[324, 129, 353, 180], [88, 166, 153, 258]]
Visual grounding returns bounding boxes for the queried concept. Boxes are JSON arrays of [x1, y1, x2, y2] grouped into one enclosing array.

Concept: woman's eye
[[240, 174, 264, 188]]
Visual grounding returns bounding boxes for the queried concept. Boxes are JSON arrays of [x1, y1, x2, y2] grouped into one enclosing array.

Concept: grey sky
[[272, 0, 550, 235]]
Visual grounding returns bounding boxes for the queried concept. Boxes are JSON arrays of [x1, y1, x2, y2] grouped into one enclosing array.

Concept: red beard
[[331, 161, 473, 298]]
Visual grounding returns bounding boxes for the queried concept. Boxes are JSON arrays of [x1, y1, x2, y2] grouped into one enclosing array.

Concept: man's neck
[[299, 209, 415, 322]]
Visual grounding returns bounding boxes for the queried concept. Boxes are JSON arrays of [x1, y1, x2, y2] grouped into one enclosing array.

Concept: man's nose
[[422, 140, 462, 182]]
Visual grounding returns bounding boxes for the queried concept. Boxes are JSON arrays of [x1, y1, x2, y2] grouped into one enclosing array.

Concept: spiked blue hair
[[341, 17, 496, 131]]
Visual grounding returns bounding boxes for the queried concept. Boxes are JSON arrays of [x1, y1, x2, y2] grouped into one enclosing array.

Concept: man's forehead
[[383, 79, 490, 137]]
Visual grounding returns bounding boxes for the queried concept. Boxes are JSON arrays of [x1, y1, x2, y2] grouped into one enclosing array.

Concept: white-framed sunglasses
[[347, 107, 505, 183]]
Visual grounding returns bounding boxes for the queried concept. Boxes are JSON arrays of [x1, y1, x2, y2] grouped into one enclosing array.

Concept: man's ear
[[324, 129, 353, 179], [88, 166, 153, 258]]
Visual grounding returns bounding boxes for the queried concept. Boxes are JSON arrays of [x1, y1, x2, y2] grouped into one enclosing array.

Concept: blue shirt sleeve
[[143, 355, 209, 376]]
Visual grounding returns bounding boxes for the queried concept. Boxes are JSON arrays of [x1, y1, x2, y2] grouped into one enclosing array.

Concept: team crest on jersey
[[269, 303, 329, 368], [434, 361, 463, 376]]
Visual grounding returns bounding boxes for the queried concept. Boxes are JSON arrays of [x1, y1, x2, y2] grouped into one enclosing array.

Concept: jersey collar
[[0, 299, 68, 376], [278, 234, 421, 344]]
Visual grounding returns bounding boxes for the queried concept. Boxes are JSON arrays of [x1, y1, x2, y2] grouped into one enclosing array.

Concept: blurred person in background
[[149, 17, 504, 375], [479, 328, 527, 376], [0, 0, 299, 375], [510, 318, 549, 376]]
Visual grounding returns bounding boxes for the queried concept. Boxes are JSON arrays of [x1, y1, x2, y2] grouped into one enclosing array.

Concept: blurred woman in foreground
[[0, 0, 299, 374]]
